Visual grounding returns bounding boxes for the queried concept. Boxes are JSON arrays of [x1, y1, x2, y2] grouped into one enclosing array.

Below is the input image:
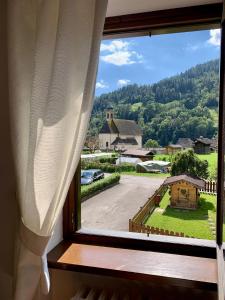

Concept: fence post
[[129, 219, 132, 232]]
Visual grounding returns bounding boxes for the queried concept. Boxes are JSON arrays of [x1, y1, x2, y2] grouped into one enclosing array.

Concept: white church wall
[[99, 133, 117, 150]]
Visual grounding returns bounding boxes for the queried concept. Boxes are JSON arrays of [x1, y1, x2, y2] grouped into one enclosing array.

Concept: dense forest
[[89, 59, 219, 146]]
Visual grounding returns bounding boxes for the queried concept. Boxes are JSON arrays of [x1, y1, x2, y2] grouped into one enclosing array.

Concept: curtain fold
[[7, 0, 108, 299]]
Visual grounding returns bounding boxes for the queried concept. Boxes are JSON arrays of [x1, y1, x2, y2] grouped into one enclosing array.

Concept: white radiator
[[71, 286, 131, 300]]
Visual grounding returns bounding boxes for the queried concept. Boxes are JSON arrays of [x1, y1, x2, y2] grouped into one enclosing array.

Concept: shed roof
[[166, 144, 182, 148], [111, 137, 138, 145], [163, 175, 205, 189], [176, 138, 194, 148], [194, 137, 212, 145], [122, 149, 154, 157]]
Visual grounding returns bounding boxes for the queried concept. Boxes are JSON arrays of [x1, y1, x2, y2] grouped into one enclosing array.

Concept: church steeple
[[106, 106, 114, 121]]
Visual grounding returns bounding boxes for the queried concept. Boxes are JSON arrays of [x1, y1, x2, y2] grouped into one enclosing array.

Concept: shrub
[[81, 173, 120, 199], [171, 149, 209, 179], [81, 161, 135, 173], [119, 162, 135, 172], [99, 157, 117, 164]]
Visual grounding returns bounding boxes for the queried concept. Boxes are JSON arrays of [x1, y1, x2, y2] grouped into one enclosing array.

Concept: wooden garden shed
[[163, 175, 205, 210], [194, 137, 212, 154]]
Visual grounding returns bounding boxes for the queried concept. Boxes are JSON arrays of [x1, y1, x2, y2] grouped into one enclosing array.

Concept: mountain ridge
[[89, 59, 219, 146]]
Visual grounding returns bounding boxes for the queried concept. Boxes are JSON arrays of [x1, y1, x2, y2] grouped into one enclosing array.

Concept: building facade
[[99, 107, 142, 150]]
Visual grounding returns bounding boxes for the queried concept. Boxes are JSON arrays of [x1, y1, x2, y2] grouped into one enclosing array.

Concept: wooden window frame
[[63, 2, 224, 263]]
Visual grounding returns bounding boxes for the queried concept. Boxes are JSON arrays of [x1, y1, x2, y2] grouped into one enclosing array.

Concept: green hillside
[[89, 59, 219, 146]]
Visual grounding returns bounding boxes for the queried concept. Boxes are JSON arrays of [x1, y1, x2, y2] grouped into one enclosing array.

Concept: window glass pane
[[81, 29, 220, 241]]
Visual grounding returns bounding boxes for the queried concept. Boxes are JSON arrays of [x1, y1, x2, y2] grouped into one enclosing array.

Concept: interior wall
[[0, 1, 18, 299], [50, 269, 217, 300]]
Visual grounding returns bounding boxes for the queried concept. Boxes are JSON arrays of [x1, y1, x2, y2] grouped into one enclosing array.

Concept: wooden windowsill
[[48, 242, 217, 291]]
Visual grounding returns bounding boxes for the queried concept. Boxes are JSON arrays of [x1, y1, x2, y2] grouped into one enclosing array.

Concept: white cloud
[[100, 40, 129, 52], [117, 79, 131, 87], [100, 39, 143, 66], [96, 80, 108, 89], [207, 29, 221, 46], [101, 51, 137, 66]]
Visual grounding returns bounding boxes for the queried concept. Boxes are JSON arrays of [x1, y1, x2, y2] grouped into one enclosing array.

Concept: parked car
[[81, 169, 104, 185]]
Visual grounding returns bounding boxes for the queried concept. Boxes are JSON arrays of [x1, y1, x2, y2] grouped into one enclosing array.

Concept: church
[[99, 107, 142, 150]]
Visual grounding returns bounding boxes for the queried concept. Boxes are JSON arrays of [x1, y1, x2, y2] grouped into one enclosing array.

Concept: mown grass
[[197, 152, 217, 179], [154, 152, 217, 179], [145, 191, 217, 240]]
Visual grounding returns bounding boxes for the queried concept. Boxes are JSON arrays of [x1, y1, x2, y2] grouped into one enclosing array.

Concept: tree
[[144, 139, 159, 148], [171, 149, 209, 179], [84, 135, 99, 153]]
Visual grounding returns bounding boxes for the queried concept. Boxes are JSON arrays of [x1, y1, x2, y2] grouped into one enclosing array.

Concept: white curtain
[[7, 0, 108, 299]]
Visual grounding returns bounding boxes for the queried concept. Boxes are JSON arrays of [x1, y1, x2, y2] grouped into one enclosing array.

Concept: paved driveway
[[81, 175, 165, 231]]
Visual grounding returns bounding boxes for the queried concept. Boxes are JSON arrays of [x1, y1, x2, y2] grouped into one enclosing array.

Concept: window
[[63, 2, 224, 260]]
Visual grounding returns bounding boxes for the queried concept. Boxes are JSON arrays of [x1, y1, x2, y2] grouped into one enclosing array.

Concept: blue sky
[[95, 29, 220, 96]]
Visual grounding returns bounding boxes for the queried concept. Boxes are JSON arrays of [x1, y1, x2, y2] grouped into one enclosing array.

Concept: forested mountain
[[89, 59, 219, 146]]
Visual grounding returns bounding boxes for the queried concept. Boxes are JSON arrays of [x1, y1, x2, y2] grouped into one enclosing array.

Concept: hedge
[[99, 157, 117, 164], [81, 161, 135, 173], [81, 173, 120, 199]]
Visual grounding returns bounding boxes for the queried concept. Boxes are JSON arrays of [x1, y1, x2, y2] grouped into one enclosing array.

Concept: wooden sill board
[[48, 242, 217, 290]]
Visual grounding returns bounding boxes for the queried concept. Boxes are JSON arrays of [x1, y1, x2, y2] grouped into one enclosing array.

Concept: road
[[81, 175, 165, 231]]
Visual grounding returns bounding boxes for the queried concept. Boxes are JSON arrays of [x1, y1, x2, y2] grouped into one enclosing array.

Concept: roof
[[113, 119, 142, 135], [166, 144, 182, 148], [99, 119, 142, 136], [122, 149, 154, 157], [194, 137, 212, 145], [138, 160, 171, 167], [81, 153, 112, 160], [111, 137, 138, 145], [163, 175, 205, 189], [176, 138, 194, 148], [99, 120, 118, 134]]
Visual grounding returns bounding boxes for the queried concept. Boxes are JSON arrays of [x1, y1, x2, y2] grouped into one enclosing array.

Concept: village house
[[99, 107, 142, 150], [163, 175, 205, 210], [165, 144, 182, 155], [194, 137, 212, 154]]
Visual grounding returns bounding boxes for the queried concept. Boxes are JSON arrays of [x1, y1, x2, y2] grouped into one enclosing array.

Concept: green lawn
[[154, 152, 217, 179], [145, 191, 217, 240], [121, 171, 169, 178]]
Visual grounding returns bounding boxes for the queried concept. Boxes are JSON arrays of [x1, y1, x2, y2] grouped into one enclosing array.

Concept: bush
[[81, 161, 135, 173], [82, 161, 117, 172], [171, 149, 209, 179], [99, 157, 117, 164], [81, 173, 120, 199], [119, 162, 135, 172]]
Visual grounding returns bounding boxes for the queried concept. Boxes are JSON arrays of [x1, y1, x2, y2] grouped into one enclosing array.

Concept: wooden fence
[[201, 180, 217, 193], [132, 185, 167, 224], [129, 179, 217, 238], [129, 220, 193, 238]]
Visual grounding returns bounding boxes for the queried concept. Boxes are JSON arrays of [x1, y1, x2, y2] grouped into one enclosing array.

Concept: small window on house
[[81, 29, 220, 242]]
